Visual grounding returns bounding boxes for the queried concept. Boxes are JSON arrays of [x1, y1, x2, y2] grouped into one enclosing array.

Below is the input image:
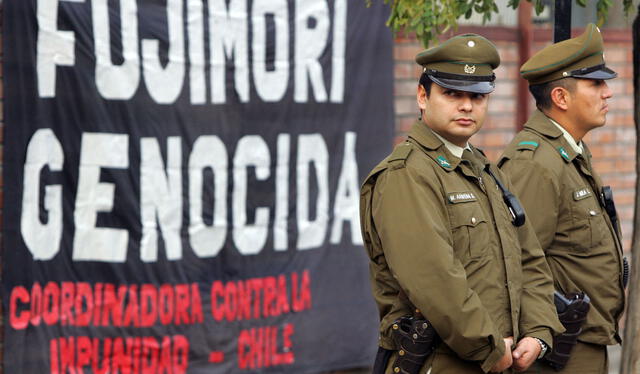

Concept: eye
[[471, 93, 486, 100], [443, 90, 459, 97]]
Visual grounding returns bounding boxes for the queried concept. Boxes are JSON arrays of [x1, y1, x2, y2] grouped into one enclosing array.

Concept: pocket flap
[[449, 203, 487, 228]]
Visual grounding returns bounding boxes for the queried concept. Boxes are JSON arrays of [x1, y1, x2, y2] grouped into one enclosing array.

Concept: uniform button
[[471, 217, 477, 224], [589, 210, 597, 216]]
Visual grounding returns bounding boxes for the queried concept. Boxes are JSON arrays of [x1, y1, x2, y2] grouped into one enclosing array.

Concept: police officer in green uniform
[[499, 24, 626, 374], [360, 34, 563, 374]]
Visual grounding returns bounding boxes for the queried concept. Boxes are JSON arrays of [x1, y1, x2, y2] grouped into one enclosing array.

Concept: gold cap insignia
[[464, 64, 476, 74]]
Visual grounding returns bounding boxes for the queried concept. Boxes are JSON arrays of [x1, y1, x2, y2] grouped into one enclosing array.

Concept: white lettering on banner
[[72, 133, 130, 262], [36, 0, 346, 104], [330, 0, 347, 103], [140, 137, 183, 262], [233, 136, 271, 254], [187, 0, 206, 104], [330, 132, 361, 245], [296, 134, 329, 250], [21, 129, 64, 260], [294, 0, 329, 103], [188, 136, 228, 258], [142, 0, 185, 104], [274, 134, 291, 251], [209, 0, 249, 103], [37, 0, 83, 98], [92, 0, 140, 99], [252, 0, 289, 102], [21, 131, 361, 262]]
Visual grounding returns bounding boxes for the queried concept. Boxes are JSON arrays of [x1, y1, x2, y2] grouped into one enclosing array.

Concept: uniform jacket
[[499, 110, 625, 345], [360, 122, 563, 373]]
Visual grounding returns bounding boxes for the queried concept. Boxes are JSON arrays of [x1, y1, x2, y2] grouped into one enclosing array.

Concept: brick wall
[[393, 26, 636, 252]]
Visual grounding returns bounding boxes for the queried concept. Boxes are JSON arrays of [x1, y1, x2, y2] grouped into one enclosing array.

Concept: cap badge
[[467, 40, 476, 47], [437, 156, 451, 169], [464, 64, 476, 74]]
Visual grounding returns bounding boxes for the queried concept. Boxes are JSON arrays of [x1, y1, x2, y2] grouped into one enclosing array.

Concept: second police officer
[[499, 24, 627, 374]]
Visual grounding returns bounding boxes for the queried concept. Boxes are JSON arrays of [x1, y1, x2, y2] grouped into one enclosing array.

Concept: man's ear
[[550, 86, 570, 111], [417, 84, 427, 111]]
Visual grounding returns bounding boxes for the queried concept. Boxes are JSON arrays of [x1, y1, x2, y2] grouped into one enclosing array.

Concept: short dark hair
[[419, 73, 433, 97], [529, 78, 576, 110]]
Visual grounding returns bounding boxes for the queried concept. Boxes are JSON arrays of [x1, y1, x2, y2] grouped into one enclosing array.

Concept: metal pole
[[554, 0, 572, 42], [517, 1, 533, 129]]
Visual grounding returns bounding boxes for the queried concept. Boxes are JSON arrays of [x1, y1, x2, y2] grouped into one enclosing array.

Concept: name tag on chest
[[573, 188, 592, 201], [448, 192, 477, 204]]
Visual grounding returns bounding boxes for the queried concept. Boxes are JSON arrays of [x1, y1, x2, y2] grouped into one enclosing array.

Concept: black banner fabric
[[3, 0, 393, 373]]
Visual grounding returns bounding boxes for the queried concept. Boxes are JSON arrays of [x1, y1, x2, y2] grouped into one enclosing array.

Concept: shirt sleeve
[[372, 165, 505, 372], [515, 218, 565, 346]]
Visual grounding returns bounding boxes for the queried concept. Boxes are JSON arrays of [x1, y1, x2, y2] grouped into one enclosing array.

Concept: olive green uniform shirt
[[499, 110, 625, 345], [360, 123, 563, 373]]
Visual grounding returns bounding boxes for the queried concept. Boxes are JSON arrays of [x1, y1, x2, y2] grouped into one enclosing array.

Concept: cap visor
[[430, 76, 495, 94], [573, 66, 617, 80]]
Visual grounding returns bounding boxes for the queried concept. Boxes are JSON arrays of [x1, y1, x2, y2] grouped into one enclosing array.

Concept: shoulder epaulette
[[388, 143, 413, 166], [516, 140, 539, 152]]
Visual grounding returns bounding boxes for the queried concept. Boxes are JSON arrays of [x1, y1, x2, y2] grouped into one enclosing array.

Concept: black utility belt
[[372, 316, 439, 374]]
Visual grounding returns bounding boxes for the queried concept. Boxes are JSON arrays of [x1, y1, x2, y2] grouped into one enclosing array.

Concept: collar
[[408, 122, 487, 173], [431, 131, 469, 158], [524, 110, 563, 139], [524, 110, 580, 163], [408, 122, 461, 171], [549, 118, 584, 154]]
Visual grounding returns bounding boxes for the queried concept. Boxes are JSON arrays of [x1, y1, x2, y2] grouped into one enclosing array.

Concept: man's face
[[567, 78, 613, 132], [417, 83, 489, 147]]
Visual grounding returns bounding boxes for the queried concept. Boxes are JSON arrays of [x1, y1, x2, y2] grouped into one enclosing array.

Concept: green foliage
[[366, 0, 635, 48]]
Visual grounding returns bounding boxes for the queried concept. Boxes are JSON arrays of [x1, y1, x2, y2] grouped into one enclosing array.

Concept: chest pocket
[[447, 201, 490, 261], [568, 187, 606, 252]]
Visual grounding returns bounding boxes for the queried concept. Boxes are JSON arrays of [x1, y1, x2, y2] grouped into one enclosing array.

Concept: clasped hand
[[490, 336, 541, 373]]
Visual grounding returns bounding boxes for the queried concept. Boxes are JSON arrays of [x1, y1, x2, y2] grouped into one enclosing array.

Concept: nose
[[458, 95, 473, 112], [602, 81, 613, 99]]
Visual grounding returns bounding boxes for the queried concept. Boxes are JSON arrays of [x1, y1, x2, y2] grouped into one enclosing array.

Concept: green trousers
[[384, 341, 608, 374], [385, 347, 515, 374], [524, 342, 608, 374]]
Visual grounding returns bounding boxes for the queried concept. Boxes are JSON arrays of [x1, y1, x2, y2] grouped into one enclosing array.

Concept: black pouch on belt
[[543, 291, 590, 371], [389, 316, 439, 374]]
